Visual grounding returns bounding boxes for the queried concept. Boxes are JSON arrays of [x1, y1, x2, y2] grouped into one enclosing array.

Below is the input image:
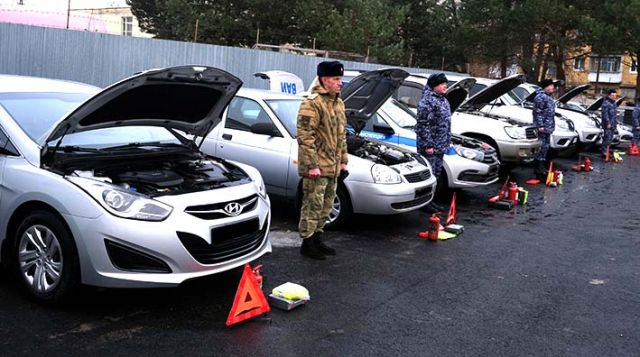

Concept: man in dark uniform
[[601, 89, 619, 157], [632, 97, 640, 148], [296, 61, 348, 260], [416, 73, 451, 211], [532, 78, 556, 178]]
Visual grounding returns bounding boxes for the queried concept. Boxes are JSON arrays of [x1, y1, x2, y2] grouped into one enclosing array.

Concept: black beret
[[427, 73, 448, 89], [539, 78, 554, 88], [317, 61, 344, 77], [606, 88, 617, 95]]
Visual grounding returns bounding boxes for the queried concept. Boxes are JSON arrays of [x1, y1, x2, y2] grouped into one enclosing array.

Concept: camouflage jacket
[[296, 81, 348, 177], [632, 104, 640, 128], [532, 89, 555, 134], [601, 97, 618, 129], [415, 87, 451, 155]]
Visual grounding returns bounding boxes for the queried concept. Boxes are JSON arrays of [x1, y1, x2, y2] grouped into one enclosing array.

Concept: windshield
[[265, 99, 302, 137], [380, 99, 417, 128], [51, 126, 181, 149], [0, 92, 92, 143]]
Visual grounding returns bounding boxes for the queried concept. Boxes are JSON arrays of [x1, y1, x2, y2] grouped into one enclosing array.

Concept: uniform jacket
[[632, 104, 640, 129], [416, 87, 451, 155], [532, 89, 555, 134], [296, 81, 348, 177], [601, 97, 618, 129]]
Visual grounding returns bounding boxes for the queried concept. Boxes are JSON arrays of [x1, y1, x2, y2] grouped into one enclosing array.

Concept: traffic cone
[[445, 192, 457, 226]]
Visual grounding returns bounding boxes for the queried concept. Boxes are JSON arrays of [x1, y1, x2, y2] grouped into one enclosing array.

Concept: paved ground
[[1, 153, 639, 356]]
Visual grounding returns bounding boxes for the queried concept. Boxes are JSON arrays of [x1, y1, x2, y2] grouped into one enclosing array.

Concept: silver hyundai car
[[0, 66, 272, 303]]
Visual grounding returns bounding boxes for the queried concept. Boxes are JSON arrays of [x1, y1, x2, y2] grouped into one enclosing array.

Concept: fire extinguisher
[[508, 182, 519, 204], [252, 264, 264, 288], [584, 157, 591, 172], [427, 213, 441, 241]]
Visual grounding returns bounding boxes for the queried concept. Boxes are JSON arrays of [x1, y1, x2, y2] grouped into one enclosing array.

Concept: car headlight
[[556, 120, 569, 130], [256, 178, 267, 199], [504, 126, 527, 139], [371, 164, 402, 184], [454, 145, 484, 161], [67, 176, 173, 221]]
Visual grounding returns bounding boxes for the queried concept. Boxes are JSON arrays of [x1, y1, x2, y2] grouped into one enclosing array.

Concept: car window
[[0, 92, 92, 143], [225, 97, 273, 132], [265, 99, 301, 137], [511, 86, 533, 102], [0, 127, 19, 156], [53, 126, 180, 148], [394, 83, 424, 108], [362, 113, 386, 132], [469, 84, 488, 97], [380, 99, 417, 128]]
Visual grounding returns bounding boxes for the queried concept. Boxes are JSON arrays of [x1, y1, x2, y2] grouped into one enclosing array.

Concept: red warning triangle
[[445, 192, 457, 226], [226, 263, 270, 326]]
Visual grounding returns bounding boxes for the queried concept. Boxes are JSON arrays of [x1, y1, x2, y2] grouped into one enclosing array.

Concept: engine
[[347, 135, 415, 165]]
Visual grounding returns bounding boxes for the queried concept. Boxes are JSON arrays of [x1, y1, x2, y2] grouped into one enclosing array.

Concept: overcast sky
[[0, 0, 128, 10]]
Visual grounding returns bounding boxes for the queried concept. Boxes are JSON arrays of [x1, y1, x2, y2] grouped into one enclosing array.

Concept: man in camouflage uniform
[[601, 89, 619, 157], [296, 61, 348, 260], [532, 78, 556, 178], [632, 98, 640, 147], [416, 73, 451, 212]]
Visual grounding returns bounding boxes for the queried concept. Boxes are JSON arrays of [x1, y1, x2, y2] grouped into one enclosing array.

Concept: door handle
[[222, 133, 232, 140]]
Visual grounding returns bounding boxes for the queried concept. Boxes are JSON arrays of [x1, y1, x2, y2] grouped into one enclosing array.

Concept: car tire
[[12, 210, 80, 304], [324, 184, 352, 230]]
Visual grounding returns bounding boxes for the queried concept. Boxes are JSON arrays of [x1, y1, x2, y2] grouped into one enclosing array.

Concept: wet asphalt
[[1, 151, 640, 356]]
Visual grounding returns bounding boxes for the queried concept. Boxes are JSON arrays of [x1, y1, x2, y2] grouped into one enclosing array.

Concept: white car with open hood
[[201, 69, 437, 228], [0, 66, 272, 303]]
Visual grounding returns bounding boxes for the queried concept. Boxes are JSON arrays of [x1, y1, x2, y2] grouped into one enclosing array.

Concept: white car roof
[[236, 87, 302, 100], [0, 74, 100, 94]]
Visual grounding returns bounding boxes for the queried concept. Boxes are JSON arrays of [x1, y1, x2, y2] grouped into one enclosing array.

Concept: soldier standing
[[296, 61, 348, 260], [632, 98, 640, 148], [416, 73, 451, 211], [532, 79, 556, 178], [601, 89, 619, 157]]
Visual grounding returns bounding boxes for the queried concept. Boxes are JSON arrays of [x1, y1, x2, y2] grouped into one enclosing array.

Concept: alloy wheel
[[18, 224, 63, 293]]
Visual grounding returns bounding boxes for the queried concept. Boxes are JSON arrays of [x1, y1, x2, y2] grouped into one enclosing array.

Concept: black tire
[[12, 211, 80, 304], [324, 184, 352, 230]]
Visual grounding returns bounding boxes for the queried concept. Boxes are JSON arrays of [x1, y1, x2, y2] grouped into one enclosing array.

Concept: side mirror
[[250, 122, 282, 137], [373, 123, 395, 135]]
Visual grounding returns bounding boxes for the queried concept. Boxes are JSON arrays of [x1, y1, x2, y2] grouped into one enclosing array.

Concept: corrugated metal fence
[[0, 23, 459, 89]]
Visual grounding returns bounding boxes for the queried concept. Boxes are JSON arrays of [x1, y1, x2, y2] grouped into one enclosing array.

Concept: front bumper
[[576, 127, 602, 143], [64, 184, 272, 288], [495, 139, 540, 162], [444, 154, 500, 188], [346, 175, 437, 215], [550, 130, 578, 150]]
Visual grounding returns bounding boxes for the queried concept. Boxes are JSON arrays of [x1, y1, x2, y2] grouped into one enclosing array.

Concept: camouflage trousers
[[298, 176, 337, 239], [633, 128, 639, 145], [601, 128, 614, 155], [426, 154, 444, 178], [535, 133, 551, 161]]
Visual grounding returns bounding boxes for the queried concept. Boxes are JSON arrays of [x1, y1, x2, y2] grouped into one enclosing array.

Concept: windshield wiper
[[402, 125, 415, 130], [101, 142, 188, 151], [55, 145, 101, 153]]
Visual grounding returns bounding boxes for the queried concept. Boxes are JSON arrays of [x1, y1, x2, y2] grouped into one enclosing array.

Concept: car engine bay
[[347, 135, 416, 166]]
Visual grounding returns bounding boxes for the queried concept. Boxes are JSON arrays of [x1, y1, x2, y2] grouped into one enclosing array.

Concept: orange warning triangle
[[226, 263, 270, 326], [445, 192, 457, 226]]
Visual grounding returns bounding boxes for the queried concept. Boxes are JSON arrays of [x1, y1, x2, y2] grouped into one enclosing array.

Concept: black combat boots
[[313, 232, 336, 256], [300, 236, 326, 260]]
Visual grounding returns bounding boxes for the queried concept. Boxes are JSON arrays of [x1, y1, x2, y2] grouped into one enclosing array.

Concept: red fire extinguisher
[[427, 213, 441, 241], [508, 182, 519, 205], [584, 157, 591, 172]]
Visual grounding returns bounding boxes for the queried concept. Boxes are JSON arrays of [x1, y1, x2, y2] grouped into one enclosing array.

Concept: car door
[[0, 127, 19, 206], [214, 96, 291, 196]]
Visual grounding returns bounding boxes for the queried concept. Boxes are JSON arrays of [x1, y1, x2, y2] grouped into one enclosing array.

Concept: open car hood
[[557, 84, 590, 104], [446, 78, 475, 112], [460, 74, 524, 110], [44, 66, 242, 144], [341, 68, 409, 134], [586, 97, 604, 112]]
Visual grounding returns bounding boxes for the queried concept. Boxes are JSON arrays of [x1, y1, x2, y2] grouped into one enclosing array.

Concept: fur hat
[[606, 88, 617, 95], [539, 78, 555, 88], [317, 61, 344, 77], [427, 73, 448, 89]]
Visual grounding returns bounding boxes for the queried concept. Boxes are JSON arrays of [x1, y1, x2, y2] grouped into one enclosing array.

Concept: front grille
[[391, 186, 433, 209], [458, 167, 500, 183], [526, 127, 538, 139], [482, 153, 498, 164], [105, 240, 172, 273], [404, 170, 431, 183], [177, 217, 268, 265], [185, 194, 258, 220]]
